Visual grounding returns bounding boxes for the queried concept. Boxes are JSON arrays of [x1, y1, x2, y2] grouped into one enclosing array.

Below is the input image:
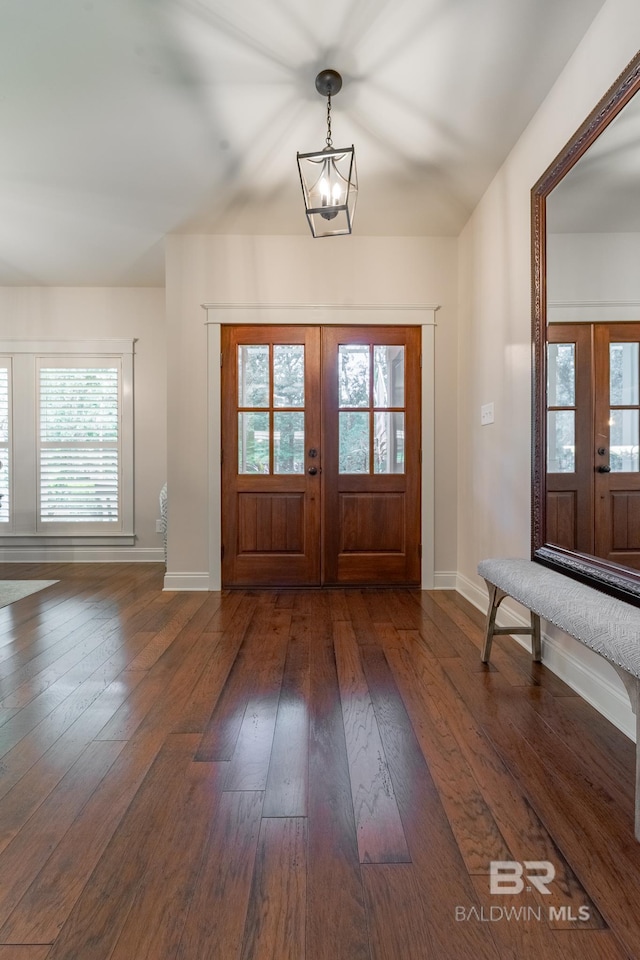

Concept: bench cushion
[[478, 558, 640, 680]]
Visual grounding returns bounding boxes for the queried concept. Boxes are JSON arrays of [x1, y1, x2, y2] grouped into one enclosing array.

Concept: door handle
[[307, 466, 318, 475], [597, 464, 611, 473]]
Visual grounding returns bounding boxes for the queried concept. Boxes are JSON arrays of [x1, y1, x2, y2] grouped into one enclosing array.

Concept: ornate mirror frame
[[532, 50, 640, 603]]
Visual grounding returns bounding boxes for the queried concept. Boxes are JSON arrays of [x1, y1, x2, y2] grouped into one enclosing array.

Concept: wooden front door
[[221, 325, 421, 586], [546, 321, 640, 569]]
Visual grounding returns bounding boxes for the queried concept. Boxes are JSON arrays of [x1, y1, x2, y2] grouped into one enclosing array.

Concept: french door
[[221, 325, 421, 586], [546, 322, 640, 568]]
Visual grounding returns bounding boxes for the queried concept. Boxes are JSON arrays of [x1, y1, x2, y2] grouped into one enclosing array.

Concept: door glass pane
[[547, 343, 575, 406], [374, 346, 404, 407], [610, 343, 639, 405], [238, 412, 270, 473], [274, 412, 304, 473], [610, 409, 639, 472], [339, 412, 369, 473], [547, 410, 575, 473], [374, 412, 404, 473], [238, 345, 269, 407], [274, 345, 304, 408], [339, 345, 369, 407]]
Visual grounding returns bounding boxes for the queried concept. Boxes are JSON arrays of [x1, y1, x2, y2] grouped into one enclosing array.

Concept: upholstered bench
[[478, 557, 640, 839]]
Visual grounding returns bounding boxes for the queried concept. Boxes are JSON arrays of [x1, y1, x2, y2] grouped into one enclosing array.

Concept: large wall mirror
[[533, 50, 640, 602]]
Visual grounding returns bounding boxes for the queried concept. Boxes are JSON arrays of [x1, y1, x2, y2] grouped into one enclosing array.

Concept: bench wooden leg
[[531, 612, 542, 662], [481, 581, 542, 665], [481, 582, 507, 663]]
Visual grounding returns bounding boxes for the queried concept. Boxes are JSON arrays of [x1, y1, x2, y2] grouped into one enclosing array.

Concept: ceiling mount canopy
[[297, 69, 358, 238]]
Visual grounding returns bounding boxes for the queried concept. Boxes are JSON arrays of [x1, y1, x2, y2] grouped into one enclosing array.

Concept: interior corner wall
[[0, 286, 166, 560], [164, 234, 458, 587], [456, 0, 640, 737]]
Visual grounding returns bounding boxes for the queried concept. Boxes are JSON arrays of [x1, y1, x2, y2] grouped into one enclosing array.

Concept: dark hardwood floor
[[0, 563, 638, 959]]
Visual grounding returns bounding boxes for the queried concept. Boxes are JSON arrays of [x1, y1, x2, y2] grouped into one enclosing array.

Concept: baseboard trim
[[163, 572, 213, 591], [455, 571, 635, 741], [0, 547, 165, 563], [433, 571, 457, 590]]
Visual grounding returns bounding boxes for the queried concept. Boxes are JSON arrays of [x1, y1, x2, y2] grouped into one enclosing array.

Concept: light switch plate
[[480, 402, 495, 425]]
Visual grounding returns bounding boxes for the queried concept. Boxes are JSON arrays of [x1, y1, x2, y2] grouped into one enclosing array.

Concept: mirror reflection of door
[[221, 325, 421, 587], [546, 322, 640, 568]]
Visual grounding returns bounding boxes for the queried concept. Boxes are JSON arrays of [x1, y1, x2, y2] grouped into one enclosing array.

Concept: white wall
[[165, 234, 458, 585], [457, 0, 640, 737], [548, 232, 640, 321], [0, 286, 166, 560]]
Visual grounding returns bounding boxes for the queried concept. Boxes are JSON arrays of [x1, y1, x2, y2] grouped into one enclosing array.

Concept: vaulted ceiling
[[0, 0, 606, 285]]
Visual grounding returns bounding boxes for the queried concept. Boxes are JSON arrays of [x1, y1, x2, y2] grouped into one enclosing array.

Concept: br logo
[[489, 861, 556, 895]]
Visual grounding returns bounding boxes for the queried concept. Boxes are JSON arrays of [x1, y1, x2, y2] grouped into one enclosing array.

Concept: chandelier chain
[[325, 95, 333, 148]]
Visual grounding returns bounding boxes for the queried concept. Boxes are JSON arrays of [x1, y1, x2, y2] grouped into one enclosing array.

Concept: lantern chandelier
[[297, 69, 358, 238]]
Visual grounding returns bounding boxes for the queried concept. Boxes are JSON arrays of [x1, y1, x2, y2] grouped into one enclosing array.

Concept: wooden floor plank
[[358, 641, 502, 960], [0, 734, 189, 944], [0, 659, 147, 804], [175, 790, 264, 960], [93, 671, 164, 741], [0, 606, 101, 675], [362, 863, 436, 960], [109, 761, 227, 960], [307, 630, 370, 960], [333, 622, 410, 864], [0, 948, 51, 959], [222, 609, 290, 791], [124, 591, 214, 671], [171, 631, 239, 734], [373, 622, 511, 875], [263, 619, 311, 817], [240, 818, 307, 960], [194, 597, 262, 761], [42, 734, 200, 960], [0, 740, 125, 923]]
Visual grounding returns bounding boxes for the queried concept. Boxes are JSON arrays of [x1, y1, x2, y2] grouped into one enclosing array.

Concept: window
[[0, 362, 9, 523], [0, 340, 134, 545]]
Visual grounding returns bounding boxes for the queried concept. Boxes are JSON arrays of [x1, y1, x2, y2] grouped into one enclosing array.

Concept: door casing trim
[[203, 304, 439, 590]]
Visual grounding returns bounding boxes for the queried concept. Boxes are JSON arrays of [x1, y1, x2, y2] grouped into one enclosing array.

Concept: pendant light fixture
[[297, 69, 357, 237]]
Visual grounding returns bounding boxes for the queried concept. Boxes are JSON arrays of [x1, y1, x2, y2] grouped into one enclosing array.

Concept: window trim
[[0, 339, 135, 546]]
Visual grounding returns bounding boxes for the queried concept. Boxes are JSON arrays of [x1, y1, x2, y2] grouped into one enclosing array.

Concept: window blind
[[39, 366, 120, 523]]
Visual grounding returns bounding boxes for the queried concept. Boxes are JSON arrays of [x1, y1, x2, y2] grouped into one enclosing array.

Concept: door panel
[[545, 325, 594, 554], [594, 323, 640, 569], [322, 326, 421, 585], [221, 326, 321, 586]]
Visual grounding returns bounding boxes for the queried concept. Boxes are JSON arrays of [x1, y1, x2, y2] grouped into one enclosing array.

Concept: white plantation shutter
[[0, 363, 9, 524], [38, 363, 121, 524], [0, 340, 134, 547]]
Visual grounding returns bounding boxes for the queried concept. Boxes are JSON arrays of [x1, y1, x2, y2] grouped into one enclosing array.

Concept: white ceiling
[[0, 0, 606, 286]]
